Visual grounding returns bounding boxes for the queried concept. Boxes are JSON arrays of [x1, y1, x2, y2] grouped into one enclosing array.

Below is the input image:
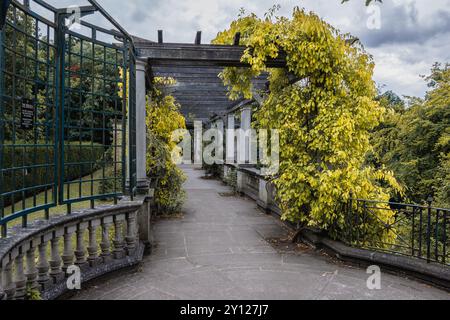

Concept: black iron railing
[[339, 198, 449, 265]]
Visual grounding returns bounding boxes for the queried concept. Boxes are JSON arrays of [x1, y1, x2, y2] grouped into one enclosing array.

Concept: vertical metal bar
[[55, 12, 66, 206], [356, 201, 362, 247], [32, 15, 38, 213], [443, 211, 447, 265], [411, 207, 416, 257], [89, 39, 95, 201], [11, 5, 16, 216], [0, 19, 5, 231], [435, 210, 440, 262], [426, 201, 432, 263], [418, 208, 423, 258], [0, 1, 12, 31], [348, 196, 353, 244]]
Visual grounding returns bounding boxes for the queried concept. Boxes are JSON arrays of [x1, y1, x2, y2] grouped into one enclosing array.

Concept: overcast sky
[[47, 0, 450, 98]]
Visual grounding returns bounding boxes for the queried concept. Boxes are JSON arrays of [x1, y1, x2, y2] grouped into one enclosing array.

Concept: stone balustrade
[[224, 164, 281, 217], [0, 197, 151, 300]]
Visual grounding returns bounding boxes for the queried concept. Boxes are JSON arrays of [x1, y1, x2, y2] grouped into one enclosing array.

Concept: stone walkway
[[73, 166, 449, 300]]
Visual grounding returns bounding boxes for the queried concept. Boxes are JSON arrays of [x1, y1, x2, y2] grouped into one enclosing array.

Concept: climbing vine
[[214, 7, 402, 243], [146, 77, 187, 215]]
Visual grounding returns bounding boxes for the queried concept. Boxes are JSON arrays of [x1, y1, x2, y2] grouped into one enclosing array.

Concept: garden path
[[72, 166, 449, 300]]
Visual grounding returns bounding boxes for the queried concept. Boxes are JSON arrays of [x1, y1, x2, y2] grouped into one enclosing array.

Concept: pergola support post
[[226, 113, 235, 165], [239, 106, 252, 165], [135, 59, 150, 193], [194, 121, 203, 169]]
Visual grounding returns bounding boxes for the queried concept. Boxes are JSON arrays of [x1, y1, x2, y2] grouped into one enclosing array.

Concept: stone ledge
[[299, 228, 450, 291], [0, 200, 144, 262]]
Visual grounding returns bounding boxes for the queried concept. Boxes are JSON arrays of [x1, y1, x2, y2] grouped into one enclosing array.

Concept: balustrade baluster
[[14, 248, 27, 300], [100, 217, 113, 262], [126, 212, 137, 255], [37, 235, 51, 288], [3, 259, 16, 300], [75, 223, 88, 266], [113, 215, 126, 259], [62, 226, 76, 272], [25, 240, 39, 292], [49, 229, 64, 281], [88, 219, 101, 266]]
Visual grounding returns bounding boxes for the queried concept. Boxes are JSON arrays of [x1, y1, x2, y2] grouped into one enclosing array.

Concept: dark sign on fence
[[20, 99, 34, 130]]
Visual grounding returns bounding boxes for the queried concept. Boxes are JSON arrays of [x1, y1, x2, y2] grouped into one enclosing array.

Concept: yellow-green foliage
[[214, 7, 402, 244], [146, 77, 187, 214]]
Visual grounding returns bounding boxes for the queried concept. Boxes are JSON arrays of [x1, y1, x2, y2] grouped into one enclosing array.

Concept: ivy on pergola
[[213, 7, 402, 244]]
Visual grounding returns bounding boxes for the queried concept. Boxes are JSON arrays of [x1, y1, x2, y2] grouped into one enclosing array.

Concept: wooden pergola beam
[[136, 42, 286, 68]]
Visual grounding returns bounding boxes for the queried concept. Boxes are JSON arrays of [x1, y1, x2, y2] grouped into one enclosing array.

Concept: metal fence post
[[426, 196, 433, 263], [0, 1, 11, 31], [348, 195, 353, 244], [0, 23, 5, 237], [443, 211, 447, 264], [55, 11, 65, 207]]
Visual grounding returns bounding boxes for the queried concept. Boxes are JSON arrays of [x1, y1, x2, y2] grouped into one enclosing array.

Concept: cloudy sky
[[46, 0, 450, 98]]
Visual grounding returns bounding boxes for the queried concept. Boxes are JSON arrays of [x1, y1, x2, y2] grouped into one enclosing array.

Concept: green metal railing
[[0, 0, 137, 237]]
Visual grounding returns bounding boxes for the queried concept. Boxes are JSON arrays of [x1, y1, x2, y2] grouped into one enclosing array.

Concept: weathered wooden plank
[[137, 43, 286, 68]]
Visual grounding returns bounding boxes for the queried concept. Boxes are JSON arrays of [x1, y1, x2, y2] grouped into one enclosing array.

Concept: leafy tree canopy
[[371, 63, 450, 207]]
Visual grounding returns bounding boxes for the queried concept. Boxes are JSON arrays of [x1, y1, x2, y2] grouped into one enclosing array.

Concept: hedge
[[1, 141, 106, 207]]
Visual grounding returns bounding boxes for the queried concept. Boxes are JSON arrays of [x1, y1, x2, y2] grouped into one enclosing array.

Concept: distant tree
[[370, 63, 450, 206]]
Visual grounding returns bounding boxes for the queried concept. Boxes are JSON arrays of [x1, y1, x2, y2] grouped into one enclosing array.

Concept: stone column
[[216, 119, 224, 165], [226, 113, 235, 165], [193, 121, 203, 168], [135, 59, 149, 193], [239, 106, 252, 164], [138, 197, 153, 254]]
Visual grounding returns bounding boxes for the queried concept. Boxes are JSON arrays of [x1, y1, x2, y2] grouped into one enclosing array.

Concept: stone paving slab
[[72, 166, 450, 300]]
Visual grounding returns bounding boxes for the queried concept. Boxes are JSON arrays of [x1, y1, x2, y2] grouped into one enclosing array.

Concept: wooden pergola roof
[[134, 36, 286, 124]]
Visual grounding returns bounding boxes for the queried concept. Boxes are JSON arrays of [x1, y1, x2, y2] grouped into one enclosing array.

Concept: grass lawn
[[3, 170, 116, 228]]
